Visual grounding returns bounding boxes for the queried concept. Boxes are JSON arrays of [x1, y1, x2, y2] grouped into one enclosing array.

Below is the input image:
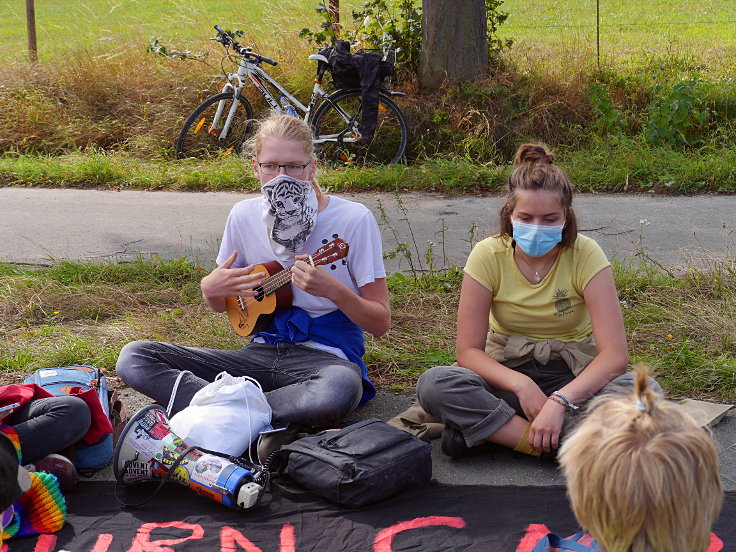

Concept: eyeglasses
[[257, 161, 311, 177]]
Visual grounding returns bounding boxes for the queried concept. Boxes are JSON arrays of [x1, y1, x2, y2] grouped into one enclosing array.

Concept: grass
[[3, 0, 735, 69], [4, 136, 736, 194], [0, 1, 363, 61], [498, 0, 736, 77], [1, 1, 736, 175], [1, 255, 735, 401]]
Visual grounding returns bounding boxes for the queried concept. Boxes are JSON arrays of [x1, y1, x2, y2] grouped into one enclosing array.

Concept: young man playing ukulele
[[116, 114, 389, 461]]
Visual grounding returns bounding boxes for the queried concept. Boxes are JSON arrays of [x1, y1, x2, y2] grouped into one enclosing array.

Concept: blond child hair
[[558, 364, 723, 552], [243, 113, 322, 198]]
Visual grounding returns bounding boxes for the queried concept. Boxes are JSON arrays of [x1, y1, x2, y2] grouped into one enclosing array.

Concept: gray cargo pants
[[417, 359, 661, 447]]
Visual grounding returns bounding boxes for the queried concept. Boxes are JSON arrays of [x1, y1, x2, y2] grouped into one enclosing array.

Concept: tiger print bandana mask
[[260, 175, 319, 262]]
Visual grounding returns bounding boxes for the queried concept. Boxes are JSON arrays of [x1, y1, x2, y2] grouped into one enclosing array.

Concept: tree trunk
[[329, 0, 341, 37], [26, 0, 37, 63], [419, 0, 488, 89]]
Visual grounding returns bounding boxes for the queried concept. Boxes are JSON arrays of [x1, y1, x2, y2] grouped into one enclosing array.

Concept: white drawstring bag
[[169, 372, 272, 457]]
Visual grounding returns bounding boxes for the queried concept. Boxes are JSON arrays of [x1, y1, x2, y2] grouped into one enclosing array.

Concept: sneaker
[[440, 426, 504, 459], [256, 425, 306, 465], [33, 454, 77, 490]]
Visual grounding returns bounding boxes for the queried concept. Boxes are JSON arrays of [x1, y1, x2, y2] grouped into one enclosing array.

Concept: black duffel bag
[[276, 418, 432, 507]]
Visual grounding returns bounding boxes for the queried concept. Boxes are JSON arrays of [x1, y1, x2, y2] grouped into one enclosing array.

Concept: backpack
[[317, 40, 394, 144], [24, 365, 128, 471]]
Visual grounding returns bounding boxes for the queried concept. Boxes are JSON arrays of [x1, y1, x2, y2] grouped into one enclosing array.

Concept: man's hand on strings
[[292, 255, 342, 299]]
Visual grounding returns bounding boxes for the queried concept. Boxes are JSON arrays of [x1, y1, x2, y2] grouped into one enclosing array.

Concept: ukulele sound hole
[[254, 286, 265, 301]]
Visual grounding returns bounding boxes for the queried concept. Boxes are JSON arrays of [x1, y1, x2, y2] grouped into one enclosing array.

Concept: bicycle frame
[[212, 54, 361, 145]]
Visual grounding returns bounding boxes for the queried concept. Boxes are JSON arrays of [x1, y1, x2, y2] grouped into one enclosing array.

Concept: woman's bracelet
[[547, 395, 567, 409], [549, 390, 579, 415]]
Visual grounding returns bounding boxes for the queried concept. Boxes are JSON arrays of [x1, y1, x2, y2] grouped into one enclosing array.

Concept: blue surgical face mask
[[512, 219, 564, 257]]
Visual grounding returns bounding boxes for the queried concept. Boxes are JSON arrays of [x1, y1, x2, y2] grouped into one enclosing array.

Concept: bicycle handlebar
[[213, 25, 278, 66]]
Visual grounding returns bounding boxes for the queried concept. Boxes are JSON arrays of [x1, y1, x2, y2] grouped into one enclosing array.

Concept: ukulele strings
[[236, 252, 338, 308], [237, 266, 294, 308]]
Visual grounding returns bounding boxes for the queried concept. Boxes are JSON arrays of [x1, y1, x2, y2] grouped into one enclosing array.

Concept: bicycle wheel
[[176, 92, 254, 160], [311, 90, 408, 166]]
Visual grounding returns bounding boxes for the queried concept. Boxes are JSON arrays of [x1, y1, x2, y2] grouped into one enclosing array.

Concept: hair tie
[[636, 398, 648, 412]]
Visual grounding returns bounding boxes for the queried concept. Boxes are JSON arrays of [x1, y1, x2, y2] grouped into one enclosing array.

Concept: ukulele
[[225, 238, 349, 336]]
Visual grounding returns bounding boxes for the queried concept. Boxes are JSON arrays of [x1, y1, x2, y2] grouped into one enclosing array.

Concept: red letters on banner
[[373, 516, 466, 552], [31, 534, 56, 552], [90, 534, 114, 552], [19, 517, 725, 551], [126, 522, 204, 552], [220, 523, 295, 552]]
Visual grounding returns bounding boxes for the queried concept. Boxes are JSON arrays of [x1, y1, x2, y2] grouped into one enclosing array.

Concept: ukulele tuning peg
[[330, 265, 337, 270], [341, 259, 347, 265], [322, 239, 328, 244], [332, 233, 338, 239]]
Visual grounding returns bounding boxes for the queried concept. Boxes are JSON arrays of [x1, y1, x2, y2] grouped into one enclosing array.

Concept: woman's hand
[[515, 379, 548, 422], [291, 255, 342, 299], [529, 399, 566, 452]]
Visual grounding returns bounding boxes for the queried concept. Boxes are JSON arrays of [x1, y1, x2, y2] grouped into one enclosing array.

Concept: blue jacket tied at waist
[[254, 307, 376, 405]]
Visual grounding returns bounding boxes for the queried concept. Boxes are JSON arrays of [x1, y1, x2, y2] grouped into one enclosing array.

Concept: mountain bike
[[176, 25, 409, 166]]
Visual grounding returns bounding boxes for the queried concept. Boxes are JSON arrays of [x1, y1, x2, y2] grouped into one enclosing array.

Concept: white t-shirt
[[217, 195, 386, 354]]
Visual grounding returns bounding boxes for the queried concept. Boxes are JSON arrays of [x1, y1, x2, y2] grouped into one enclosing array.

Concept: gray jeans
[[116, 340, 363, 428], [417, 360, 662, 447], [8, 395, 91, 464]]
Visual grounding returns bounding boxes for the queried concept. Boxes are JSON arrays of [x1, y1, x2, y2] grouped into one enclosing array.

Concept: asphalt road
[[2, 187, 735, 489], [2, 188, 735, 271]]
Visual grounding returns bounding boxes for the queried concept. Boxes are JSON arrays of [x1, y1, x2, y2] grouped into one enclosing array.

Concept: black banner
[[7, 483, 736, 551]]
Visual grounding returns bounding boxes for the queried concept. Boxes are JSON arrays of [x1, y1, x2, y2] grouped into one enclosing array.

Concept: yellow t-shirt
[[464, 234, 611, 342]]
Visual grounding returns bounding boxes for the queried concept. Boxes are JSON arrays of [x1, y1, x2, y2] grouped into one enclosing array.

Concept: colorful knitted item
[[0, 425, 22, 464], [0, 425, 66, 541], [13, 472, 66, 537]]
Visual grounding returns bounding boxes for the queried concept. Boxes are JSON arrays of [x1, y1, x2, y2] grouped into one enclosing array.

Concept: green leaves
[[298, 1, 338, 46], [588, 82, 626, 135], [298, 0, 513, 75], [644, 80, 711, 146]]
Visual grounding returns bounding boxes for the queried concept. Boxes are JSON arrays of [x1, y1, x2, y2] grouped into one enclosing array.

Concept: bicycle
[[176, 25, 409, 166]]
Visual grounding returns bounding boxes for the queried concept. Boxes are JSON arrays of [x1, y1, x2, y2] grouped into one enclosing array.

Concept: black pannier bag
[[318, 41, 394, 144], [276, 418, 432, 507]]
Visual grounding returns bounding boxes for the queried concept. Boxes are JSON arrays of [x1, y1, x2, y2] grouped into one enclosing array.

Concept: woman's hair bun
[[514, 144, 554, 166]]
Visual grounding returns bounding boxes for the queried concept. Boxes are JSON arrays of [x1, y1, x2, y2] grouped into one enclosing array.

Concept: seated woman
[[558, 363, 722, 552], [1, 386, 91, 489], [417, 143, 658, 458], [116, 113, 390, 461]]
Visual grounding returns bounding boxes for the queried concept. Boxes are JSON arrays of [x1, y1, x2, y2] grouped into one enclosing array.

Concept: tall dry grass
[[1, 29, 734, 162], [0, 28, 320, 156]]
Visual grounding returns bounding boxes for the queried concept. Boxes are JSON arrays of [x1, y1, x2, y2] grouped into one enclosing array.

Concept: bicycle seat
[[308, 54, 329, 64]]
